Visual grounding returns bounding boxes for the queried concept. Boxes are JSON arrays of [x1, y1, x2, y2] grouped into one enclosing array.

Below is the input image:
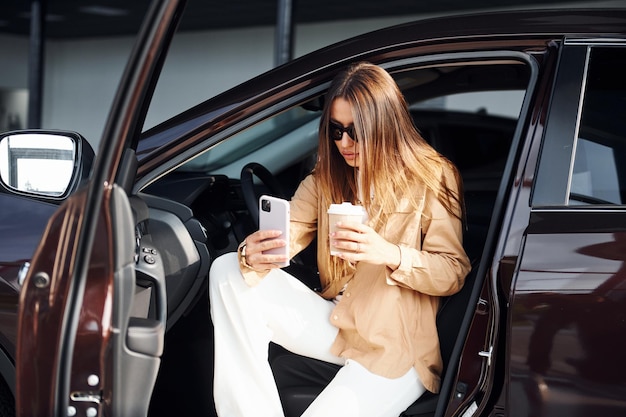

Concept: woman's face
[[330, 98, 360, 168]]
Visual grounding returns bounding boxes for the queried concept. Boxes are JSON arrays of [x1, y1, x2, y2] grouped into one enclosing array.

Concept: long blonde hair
[[315, 62, 464, 227], [314, 62, 464, 288]]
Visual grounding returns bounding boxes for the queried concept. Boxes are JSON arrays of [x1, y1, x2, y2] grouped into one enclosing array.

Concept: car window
[[569, 47, 626, 205], [179, 105, 321, 179], [411, 90, 523, 174], [416, 90, 525, 119], [168, 60, 529, 205]]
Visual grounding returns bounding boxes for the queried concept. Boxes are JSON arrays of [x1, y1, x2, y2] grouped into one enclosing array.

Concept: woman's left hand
[[331, 221, 401, 269]]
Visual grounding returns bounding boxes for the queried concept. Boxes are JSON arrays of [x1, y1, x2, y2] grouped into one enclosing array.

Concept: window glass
[[416, 90, 525, 119], [177, 62, 529, 183], [569, 47, 626, 205], [411, 90, 523, 173], [179, 105, 320, 177]]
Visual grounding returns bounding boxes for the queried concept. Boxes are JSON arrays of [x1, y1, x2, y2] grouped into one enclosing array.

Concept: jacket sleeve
[[288, 174, 319, 258], [387, 171, 471, 296]]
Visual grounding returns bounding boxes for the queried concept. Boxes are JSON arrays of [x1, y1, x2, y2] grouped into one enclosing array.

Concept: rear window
[[569, 47, 626, 205]]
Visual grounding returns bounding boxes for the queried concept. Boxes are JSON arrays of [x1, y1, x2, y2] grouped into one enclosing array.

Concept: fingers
[[247, 229, 283, 245], [244, 230, 287, 269], [331, 223, 368, 245], [330, 222, 391, 265], [334, 221, 367, 233], [331, 238, 365, 255], [330, 225, 368, 255]]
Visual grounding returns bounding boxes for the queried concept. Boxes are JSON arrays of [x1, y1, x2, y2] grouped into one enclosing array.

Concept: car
[[1, 0, 626, 416]]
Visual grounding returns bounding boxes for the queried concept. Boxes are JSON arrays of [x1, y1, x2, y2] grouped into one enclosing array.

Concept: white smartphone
[[258, 195, 290, 267]]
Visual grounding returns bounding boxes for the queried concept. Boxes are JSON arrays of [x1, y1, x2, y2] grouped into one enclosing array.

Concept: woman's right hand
[[241, 229, 288, 270]]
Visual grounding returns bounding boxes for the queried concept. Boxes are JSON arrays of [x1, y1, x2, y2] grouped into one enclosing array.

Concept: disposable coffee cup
[[328, 202, 366, 256]]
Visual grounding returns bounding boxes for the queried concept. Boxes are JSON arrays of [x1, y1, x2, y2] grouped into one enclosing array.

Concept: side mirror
[[0, 130, 94, 200]]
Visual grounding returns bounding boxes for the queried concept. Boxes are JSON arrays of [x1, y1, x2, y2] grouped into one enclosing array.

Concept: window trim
[[532, 44, 588, 207], [565, 46, 591, 205]]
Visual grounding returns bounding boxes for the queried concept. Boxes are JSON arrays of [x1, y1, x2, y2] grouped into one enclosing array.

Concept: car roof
[[136, 8, 626, 176]]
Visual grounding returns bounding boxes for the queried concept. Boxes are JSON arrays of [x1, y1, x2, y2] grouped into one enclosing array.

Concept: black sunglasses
[[329, 121, 357, 142]]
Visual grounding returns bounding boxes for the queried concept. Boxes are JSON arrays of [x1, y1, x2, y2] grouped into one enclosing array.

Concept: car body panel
[[0, 193, 61, 387], [17, 187, 107, 415], [511, 212, 626, 417]]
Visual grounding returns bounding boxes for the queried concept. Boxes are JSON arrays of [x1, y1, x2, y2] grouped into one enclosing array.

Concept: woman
[[209, 62, 471, 417]]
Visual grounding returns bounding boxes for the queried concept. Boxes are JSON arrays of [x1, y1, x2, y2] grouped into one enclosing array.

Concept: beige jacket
[[241, 170, 471, 393]]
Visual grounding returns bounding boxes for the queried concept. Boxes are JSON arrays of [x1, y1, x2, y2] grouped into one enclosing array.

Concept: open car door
[[15, 0, 186, 415]]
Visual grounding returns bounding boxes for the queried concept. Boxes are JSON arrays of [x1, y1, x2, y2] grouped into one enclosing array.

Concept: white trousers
[[209, 252, 425, 417]]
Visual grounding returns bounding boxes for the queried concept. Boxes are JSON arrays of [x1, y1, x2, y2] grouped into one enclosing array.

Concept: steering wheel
[[240, 162, 286, 228]]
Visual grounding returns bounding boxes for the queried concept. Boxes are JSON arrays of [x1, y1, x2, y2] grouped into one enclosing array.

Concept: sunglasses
[[329, 121, 358, 142]]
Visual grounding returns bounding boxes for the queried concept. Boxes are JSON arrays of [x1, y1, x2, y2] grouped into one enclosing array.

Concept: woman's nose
[[340, 133, 355, 146]]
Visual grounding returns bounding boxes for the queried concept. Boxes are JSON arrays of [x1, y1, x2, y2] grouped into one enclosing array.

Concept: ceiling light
[[80, 6, 129, 17]]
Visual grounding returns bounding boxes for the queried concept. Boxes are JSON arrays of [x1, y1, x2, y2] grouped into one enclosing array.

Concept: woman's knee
[[208, 252, 240, 294]]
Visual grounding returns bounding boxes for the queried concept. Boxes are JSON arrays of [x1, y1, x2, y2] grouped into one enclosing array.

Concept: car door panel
[[16, 0, 186, 415], [510, 211, 626, 417], [110, 185, 165, 417], [17, 186, 94, 416]]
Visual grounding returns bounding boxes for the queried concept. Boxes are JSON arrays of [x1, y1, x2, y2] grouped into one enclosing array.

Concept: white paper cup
[[328, 202, 366, 256]]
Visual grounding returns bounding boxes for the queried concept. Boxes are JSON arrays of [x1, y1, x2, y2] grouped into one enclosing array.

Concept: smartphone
[[258, 195, 290, 267]]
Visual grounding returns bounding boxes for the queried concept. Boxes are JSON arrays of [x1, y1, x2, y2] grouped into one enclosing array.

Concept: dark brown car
[[0, 0, 625, 416]]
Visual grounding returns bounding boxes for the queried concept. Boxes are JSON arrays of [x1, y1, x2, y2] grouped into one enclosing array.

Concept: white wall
[[43, 37, 135, 145], [0, 36, 29, 89], [145, 15, 420, 134], [0, 16, 419, 148]]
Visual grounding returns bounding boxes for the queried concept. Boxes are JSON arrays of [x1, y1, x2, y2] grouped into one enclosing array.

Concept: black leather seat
[[270, 263, 479, 417]]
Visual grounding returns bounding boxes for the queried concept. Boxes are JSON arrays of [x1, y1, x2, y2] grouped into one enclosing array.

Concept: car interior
[[136, 58, 532, 416]]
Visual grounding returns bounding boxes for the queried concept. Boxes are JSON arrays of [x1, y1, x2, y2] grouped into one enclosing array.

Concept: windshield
[[175, 105, 321, 178]]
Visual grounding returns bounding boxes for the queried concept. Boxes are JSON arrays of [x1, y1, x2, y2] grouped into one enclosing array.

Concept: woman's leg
[[209, 253, 343, 417], [302, 360, 425, 417]]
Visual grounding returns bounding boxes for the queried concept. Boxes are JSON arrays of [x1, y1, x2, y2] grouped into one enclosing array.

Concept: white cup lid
[[327, 202, 366, 216]]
